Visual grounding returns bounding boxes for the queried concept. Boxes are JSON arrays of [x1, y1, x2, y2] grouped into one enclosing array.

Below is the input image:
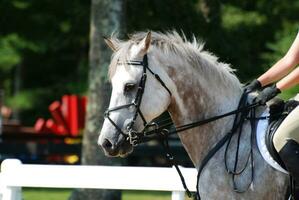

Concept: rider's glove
[[255, 84, 281, 105], [244, 79, 262, 93]]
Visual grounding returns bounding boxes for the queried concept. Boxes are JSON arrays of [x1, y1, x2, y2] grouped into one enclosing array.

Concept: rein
[[104, 54, 262, 200], [137, 100, 259, 143]]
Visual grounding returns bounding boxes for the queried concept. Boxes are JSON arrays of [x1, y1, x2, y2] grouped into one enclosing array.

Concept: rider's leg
[[273, 106, 299, 151], [273, 106, 299, 199]]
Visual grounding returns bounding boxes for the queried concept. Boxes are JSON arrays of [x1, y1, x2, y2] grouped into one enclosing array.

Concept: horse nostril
[[102, 139, 113, 150]]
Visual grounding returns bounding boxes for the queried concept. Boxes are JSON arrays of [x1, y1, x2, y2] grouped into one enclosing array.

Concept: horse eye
[[124, 83, 136, 93]]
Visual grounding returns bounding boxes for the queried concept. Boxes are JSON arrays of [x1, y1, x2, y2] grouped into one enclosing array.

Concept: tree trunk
[[69, 0, 125, 199]]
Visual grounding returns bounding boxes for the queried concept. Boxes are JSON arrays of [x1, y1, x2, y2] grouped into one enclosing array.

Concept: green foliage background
[[1, 0, 299, 124], [0, 0, 90, 123]]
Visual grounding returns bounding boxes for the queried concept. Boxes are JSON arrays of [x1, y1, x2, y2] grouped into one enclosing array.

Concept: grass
[[23, 188, 175, 200], [123, 191, 171, 200], [23, 188, 71, 200]]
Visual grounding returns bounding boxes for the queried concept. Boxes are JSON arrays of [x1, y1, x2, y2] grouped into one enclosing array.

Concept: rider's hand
[[244, 79, 262, 93], [255, 84, 281, 105]]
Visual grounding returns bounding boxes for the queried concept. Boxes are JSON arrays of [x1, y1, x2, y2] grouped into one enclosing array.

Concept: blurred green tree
[[0, 0, 90, 124]]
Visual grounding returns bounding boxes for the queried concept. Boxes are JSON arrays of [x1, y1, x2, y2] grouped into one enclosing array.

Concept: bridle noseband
[[104, 54, 172, 146]]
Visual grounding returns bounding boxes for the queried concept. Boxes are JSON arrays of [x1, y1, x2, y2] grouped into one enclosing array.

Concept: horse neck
[[163, 54, 243, 167]]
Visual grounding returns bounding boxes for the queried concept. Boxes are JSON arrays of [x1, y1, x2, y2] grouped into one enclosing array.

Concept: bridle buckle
[[128, 130, 139, 146], [144, 122, 159, 136]]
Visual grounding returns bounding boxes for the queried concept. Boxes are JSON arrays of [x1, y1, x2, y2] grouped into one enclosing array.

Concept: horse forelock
[[108, 39, 133, 80], [108, 31, 241, 90]]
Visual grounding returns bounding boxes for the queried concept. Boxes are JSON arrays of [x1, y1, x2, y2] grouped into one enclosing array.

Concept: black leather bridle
[[104, 54, 172, 146]]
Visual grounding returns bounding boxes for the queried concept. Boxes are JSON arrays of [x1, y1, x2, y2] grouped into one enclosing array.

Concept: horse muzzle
[[98, 131, 133, 157]]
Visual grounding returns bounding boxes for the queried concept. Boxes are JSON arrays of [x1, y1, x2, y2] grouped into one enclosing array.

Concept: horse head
[[98, 32, 172, 157]]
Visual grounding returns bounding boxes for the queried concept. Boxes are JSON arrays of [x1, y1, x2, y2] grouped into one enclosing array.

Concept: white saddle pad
[[256, 109, 288, 174]]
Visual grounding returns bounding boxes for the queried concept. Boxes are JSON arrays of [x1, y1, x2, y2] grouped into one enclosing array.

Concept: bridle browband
[[104, 53, 263, 200]]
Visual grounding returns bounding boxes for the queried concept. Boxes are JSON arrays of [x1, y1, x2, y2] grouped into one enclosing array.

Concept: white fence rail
[[0, 159, 197, 200]]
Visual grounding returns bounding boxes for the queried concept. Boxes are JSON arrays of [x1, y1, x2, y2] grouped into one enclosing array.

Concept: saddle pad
[[256, 109, 288, 174]]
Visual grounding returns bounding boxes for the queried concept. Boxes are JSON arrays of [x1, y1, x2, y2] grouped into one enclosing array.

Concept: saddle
[[265, 98, 299, 170]]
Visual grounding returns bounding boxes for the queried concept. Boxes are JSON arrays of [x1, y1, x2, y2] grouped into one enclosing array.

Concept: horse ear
[[138, 31, 152, 54], [103, 37, 119, 52]]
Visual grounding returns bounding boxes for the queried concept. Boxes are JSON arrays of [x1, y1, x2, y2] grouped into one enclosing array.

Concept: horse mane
[[108, 31, 241, 89]]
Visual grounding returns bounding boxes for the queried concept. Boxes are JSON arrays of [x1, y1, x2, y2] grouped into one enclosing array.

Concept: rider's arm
[[257, 32, 299, 87], [276, 66, 299, 90]]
